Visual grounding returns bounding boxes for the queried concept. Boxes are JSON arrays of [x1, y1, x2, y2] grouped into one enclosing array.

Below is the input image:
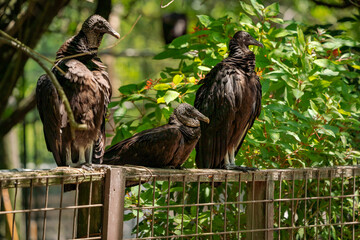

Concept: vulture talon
[[224, 165, 258, 172], [80, 163, 111, 171]]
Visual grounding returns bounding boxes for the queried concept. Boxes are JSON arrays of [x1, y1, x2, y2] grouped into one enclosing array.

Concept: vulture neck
[[56, 31, 99, 60], [169, 114, 200, 140], [226, 41, 256, 74]]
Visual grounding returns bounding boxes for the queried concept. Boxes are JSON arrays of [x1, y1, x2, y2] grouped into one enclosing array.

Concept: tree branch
[[0, 91, 36, 137], [0, 30, 87, 139], [311, 0, 356, 8]]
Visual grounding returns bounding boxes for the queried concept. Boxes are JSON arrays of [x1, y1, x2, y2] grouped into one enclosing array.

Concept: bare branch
[[161, 0, 175, 8], [0, 30, 87, 139], [311, 0, 357, 8]]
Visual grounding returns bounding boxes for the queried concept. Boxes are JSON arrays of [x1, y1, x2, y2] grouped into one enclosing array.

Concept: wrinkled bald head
[[173, 103, 209, 127], [229, 31, 263, 52], [81, 15, 120, 48]]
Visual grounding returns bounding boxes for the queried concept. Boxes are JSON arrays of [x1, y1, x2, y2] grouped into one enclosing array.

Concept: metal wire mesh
[[0, 166, 359, 239], [0, 169, 105, 240], [123, 167, 360, 240]]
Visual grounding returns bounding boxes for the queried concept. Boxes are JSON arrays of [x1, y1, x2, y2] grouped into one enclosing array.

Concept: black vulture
[[36, 15, 120, 167], [102, 103, 209, 169], [194, 31, 263, 171], [162, 13, 187, 44]]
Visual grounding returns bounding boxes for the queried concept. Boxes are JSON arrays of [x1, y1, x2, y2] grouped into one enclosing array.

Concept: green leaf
[[292, 89, 304, 100], [297, 26, 305, 48], [269, 18, 284, 24], [272, 28, 291, 38], [269, 131, 280, 142], [126, 94, 144, 101], [113, 106, 127, 118], [198, 65, 211, 71], [310, 100, 318, 112], [250, 0, 264, 16], [157, 97, 165, 104], [119, 84, 138, 95], [154, 83, 170, 91], [197, 15, 214, 27], [239, 12, 253, 25], [264, 2, 280, 17], [286, 131, 301, 142], [320, 69, 339, 76], [163, 90, 180, 104], [188, 76, 197, 83], [314, 59, 346, 71], [338, 109, 351, 116], [154, 48, 189, 60], [319, 125, 339, 138], [239, 1, 257, 16], [173, 74, 184, 85]]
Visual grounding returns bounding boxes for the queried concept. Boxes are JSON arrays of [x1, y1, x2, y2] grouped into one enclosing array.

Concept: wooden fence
[[0, 166, 359, 239]]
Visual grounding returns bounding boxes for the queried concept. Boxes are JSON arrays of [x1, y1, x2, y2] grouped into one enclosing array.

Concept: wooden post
[[102, 168, 126, 240], [245, 179, 274, 240], [77, 180, 103, 238]]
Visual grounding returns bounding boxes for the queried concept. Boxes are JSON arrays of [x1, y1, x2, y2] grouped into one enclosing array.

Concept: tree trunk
[[0, 0, 70, 124]]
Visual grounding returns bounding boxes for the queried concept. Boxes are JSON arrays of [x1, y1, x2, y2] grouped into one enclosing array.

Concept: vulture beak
[[196, 112, 210, 124], [108, 28, 120, 39], [203, 117, 210, 124], [249, 37, 263, 48]]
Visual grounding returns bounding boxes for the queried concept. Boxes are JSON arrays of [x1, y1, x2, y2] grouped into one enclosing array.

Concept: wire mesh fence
[[0, 166, 359, 239], [0, 169, 105, 240]]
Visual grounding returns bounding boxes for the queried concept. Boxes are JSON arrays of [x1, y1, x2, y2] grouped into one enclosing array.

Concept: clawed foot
[[80, 163, 111, 171], [224, 164, 258, 172]]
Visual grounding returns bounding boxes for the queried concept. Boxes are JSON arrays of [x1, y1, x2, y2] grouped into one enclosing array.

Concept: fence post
[[246, 178, 274, 240], [102, 167, 126, 240]]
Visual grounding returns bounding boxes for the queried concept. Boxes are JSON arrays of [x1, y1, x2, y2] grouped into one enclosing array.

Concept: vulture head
[[171, 103, 210, 127], [81, 15, 120, 49], [229, 31, 263, 52]]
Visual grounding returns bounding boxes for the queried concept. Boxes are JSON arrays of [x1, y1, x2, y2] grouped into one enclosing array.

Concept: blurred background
[[0, 0, 359, 170]]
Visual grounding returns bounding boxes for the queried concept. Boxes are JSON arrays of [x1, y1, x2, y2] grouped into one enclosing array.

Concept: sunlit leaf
[[173, 74, 184, 85], [197, 15, 214, 27], [154, 83, 170, 90], [163, 90, 180, 104], [264, 2, 280, 17]]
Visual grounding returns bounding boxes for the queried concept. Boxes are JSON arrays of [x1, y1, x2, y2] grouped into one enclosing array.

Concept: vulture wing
[[91, 58, 112, 163], [36, 74, 67, 166], [234, 73, 262, 156], [103, 125, 183, 168], [195, 65, 243, 169]]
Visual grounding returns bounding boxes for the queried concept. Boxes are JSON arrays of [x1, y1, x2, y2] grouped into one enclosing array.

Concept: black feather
[[195, 31, 262, 171]]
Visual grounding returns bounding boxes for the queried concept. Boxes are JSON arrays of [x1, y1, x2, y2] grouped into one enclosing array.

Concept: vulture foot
[[80, 163, 111, 172], [164, 166, 176, 169], [224, 164, 258, 172]]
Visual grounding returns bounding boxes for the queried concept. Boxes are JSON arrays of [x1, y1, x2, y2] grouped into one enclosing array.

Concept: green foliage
[[110, 0, 360, 238], [111, 1, 360, 168]]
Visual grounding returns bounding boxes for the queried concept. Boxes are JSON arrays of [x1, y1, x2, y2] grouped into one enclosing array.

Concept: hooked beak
[[107, 28, 120, 39], [196, 111, 210, 124], [249, 38, 263, 48]]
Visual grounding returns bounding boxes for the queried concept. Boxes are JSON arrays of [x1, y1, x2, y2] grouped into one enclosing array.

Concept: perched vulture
[[102, 103, 209, 169], [194, 31, 263, 171], [36, 15, 120, 167]]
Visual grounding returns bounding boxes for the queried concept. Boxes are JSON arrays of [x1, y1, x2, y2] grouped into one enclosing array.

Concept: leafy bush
[[116, 0, 360, 239], [111, 1, 360, 169]]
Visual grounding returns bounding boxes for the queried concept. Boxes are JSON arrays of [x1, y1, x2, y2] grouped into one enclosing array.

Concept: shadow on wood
[[245, 180, 274, 240], [77, 181, 103, 238]]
